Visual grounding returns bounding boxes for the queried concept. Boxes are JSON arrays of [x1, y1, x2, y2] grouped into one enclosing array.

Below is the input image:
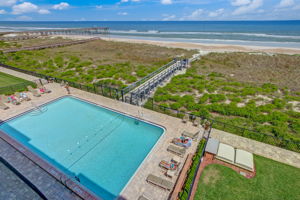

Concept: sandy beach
[[54, 34, 300, 55]]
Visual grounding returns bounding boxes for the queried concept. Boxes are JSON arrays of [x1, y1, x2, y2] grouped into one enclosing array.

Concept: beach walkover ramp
[[123, 58, 189, 106]]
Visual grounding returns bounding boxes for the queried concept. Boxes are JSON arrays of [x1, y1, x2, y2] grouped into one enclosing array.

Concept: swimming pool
[[0, 96, 164, 200]]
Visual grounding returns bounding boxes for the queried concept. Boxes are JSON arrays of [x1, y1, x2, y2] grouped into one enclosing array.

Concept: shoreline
[[53, 35, 300, 55]]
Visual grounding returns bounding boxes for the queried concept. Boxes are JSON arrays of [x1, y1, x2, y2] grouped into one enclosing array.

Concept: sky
[[0, 0, 299, 21]]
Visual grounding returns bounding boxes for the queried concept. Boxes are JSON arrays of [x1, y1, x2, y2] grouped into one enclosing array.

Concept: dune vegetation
[[0, 39, 195, 88], [148, 52, 300, 144]]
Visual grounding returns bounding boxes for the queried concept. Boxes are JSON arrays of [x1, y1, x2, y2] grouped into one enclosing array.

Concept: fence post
[[121, 90, 124, 102]]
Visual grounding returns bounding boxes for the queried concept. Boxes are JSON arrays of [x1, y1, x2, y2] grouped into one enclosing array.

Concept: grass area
[[195, 155, 300, 200], [147, 52, 300, 143], [0, 38, 195, 88], [0, 72, 35, 94]]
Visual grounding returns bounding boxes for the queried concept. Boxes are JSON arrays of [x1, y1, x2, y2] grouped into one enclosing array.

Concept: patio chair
[[19, 92, 31, 101], [182, 131, 199, 140], [182, 114, 189, 123], [8, 95, 20, 105], [193, 117, 201, 127], [172, 137, 192, 148], [27, 86, 41, 97], [0, 101, 9, 110], [146, 174, 174, 191], [39, 86, 51, 94], [159, 160, 178, 170], [167, 145, 186, 157]]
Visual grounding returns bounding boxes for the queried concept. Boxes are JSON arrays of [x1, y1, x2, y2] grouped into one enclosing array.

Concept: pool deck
[[1, 66, 300, 200], [0, 80, 201, 200]]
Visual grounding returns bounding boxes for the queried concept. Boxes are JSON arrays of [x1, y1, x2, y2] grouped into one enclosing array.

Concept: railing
[[122, 59, 178, 94], [0, 63, 123, 100], [144, 98, 300, 153], [124, 59, 189, 105]]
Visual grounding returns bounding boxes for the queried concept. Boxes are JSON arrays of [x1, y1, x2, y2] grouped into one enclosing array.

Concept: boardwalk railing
[[123, 59, 189, 105]]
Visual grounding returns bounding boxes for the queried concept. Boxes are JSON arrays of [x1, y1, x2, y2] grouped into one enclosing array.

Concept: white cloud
[[118, 12, 128, 15], [209, 8, 225, 17], [232, 0, 263, 15], [38, 9, 50, 14], [162, 14, 176, 21], [52, 2, 70, 10], [231, 0, 251, 6], [161, 0, 173, 5], [0, 9, 6, 14], [182, 8, 204, 20], [277, 0, 294, 8], [95, 5, 103, 9], [0, 0, 18, 7], [12, 2, 38, 15]]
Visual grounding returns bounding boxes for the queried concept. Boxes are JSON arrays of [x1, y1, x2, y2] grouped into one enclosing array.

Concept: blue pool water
[[0, 96, 164, 200]]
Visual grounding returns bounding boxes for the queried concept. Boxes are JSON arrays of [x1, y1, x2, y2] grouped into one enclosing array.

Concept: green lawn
[[195, 155, 300, 200], [0, 72, 35, 94]]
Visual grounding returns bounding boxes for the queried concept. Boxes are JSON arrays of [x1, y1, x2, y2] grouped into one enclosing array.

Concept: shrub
[[209, 94, 226, 103], [273, 98, 286, 109], [178, 139, 206, 200], [199, 93, 209, 104], [170, 102, 182, 110]]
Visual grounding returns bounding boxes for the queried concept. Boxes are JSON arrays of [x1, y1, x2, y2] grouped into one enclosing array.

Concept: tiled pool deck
[[1, 66, 300, 200]]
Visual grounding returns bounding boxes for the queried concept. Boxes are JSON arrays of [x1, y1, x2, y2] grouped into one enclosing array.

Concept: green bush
[[178, 139, 206, 200]]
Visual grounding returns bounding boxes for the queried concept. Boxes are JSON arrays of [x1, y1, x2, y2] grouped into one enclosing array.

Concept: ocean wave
[[110, 30, 300, 40]]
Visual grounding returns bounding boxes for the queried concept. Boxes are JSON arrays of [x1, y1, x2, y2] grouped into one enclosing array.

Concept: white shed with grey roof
[[205, 138, 220, 155]]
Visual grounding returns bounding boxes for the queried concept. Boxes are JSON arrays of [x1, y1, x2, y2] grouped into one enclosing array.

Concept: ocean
[[1, 21, 300, 48]]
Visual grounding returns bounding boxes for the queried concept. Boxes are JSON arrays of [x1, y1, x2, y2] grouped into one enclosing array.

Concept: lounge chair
[[8, 95, 20, 105], [172, 137, 192, 148], [39, 86, 51, 94], [182, 114, 189, 123], [27, 86, 41, 97], [193, 117, 201, 126], [15, 92, 30, 101], [0, 101, 9, 110], [182, 131, 199, 140], [167, 145, 186, 157], [146, 174, 174, 191], [159, 160, 178, 170]]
